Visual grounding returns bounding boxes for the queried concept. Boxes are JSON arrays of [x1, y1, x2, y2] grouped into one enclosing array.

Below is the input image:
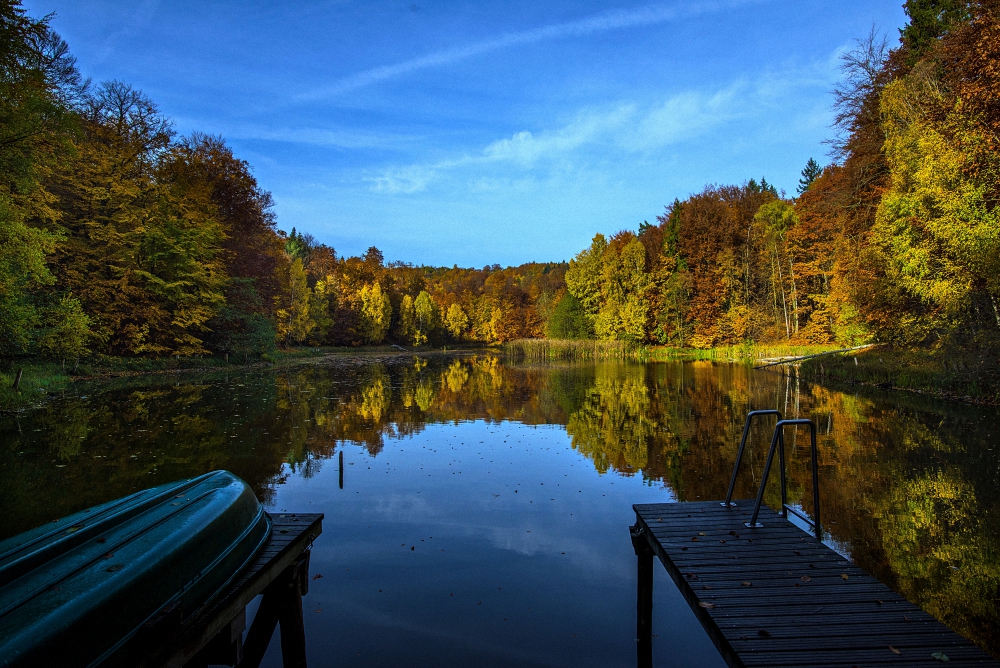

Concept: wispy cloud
[[368, 80, 755, 193], [199, 122, 422, 151], [298, 0, 756, 101]]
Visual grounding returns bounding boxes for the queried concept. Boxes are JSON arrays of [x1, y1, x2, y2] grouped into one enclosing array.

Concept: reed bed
[[502, 339, 641, 361], [647, 342, 843, 363]]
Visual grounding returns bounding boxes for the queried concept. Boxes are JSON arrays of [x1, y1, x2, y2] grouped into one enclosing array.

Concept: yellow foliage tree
[[445, 302, 469, 339], [359, 282, 391, 344]]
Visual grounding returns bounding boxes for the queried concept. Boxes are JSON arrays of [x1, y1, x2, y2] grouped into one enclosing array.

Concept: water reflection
[[1, 353, 998, 660]]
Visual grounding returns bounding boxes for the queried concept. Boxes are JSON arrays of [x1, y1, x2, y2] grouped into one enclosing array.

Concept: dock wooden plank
[[140, 512, 323, 668], [634, 501, 996, 667]]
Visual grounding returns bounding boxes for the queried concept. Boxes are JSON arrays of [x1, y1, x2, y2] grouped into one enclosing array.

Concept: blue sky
[[25, 0, 907, 267]]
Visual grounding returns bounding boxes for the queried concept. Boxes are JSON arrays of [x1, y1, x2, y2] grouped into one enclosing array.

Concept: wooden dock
[[631, 501, 996, 668], [140, 512, 323, 668]]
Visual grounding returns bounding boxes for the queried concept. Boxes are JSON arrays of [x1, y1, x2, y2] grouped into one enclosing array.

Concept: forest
[[1, 0, 998, 363]]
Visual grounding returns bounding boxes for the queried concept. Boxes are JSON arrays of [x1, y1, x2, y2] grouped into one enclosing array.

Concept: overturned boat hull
[[0, 470, 271, 667]]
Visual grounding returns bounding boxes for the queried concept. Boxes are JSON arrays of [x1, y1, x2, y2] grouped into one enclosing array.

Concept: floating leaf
[[889, 645, 901, 655], [312, 573, 323, 580], [931, 652, 949, 662], [698, 602, 715, 609]]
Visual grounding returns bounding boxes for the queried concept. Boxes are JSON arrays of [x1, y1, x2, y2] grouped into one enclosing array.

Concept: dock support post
[[241, 553, 312, 668], [630, 523, 653, 668]]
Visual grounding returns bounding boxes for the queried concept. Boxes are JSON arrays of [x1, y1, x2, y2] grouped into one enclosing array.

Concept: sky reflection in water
[[2, 353, 998, 664]]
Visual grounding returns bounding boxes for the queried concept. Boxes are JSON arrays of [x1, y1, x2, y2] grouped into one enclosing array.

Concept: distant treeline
[[0, 0, 566, 362], [557, 0, 1000, 351], [2, 0, 999, 363]]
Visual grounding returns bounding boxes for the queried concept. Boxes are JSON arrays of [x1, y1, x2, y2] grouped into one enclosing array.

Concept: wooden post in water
[[630, 523, 653, 668], [339, 450, 344, 489]]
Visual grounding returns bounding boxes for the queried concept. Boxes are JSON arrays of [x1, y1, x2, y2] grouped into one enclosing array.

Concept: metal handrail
[[745, 419, 822, 540], [722, 410, 782, 507]]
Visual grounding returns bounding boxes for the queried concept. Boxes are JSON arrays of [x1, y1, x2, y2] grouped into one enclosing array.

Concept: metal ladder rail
[[746, 419, 822, 540], [722, 410, 782, 508]]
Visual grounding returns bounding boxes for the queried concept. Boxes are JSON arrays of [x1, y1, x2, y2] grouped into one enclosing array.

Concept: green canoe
[[0, 470, 271, 667]]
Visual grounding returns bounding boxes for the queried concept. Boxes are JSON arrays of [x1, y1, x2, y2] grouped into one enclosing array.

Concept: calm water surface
[[2, 353, 999, 665]]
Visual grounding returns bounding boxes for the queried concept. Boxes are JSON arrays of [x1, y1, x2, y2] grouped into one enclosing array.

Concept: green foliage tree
[[900, 0, 972, 63], [564, 234, 607, 330], [37, 293, 90, 360], [0, 194, 56, 356], [546, 292, 591, 339], [797, 158, 822, 195]]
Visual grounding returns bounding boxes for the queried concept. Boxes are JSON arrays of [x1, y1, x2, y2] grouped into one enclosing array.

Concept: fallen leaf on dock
[[691, 537, 699, 541], [794, 550, 802, 555], [741, 581, 752, 587], [841, 573, 849, 580], [931, 652, 949, 662], [889, 645, 901, 655], [698, 532, 706, 536], [698, 602, 715, 609], [758, 629, 770, 638], [876, 599, 884, 606], [800, 576, 811, 582]]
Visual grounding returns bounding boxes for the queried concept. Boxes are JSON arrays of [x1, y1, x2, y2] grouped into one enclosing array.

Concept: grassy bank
[[0, 345, 456, 411], [646, 342, 842, 363], [502, 339, 844, 364], [798, 345, 1000, 404]]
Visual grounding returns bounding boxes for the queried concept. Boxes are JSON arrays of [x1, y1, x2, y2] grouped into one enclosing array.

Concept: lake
[[2, 352, 998, 665]]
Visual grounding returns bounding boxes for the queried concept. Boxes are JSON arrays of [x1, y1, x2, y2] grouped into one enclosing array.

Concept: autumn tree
[[358, 282, 391, 344]]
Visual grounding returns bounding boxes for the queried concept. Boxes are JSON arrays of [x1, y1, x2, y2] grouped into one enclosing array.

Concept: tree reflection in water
[[1, 352, 998, 656]]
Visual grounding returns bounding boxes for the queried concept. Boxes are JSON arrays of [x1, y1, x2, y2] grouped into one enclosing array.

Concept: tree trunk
[[789, 255, 799, 335], [776, 255, 790, 339]]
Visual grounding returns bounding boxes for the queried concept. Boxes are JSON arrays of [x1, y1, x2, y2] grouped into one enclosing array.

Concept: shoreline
[[0, 345, 494, 413]]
